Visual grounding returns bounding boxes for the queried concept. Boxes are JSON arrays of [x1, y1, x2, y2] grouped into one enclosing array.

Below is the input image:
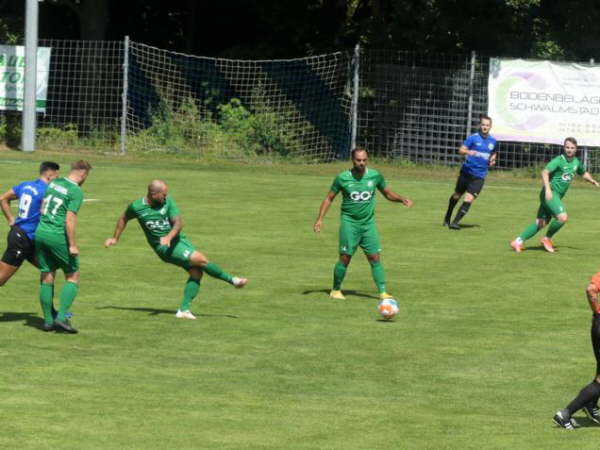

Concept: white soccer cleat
[[175, 310, 197, 320], [232, 277, 248, 288]]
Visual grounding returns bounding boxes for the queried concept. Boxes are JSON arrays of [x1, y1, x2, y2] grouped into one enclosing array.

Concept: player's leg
[[331, 221, 358, 299], [0, 226, 34, 286], [583, 278, 600, 424], [188, 250, 247, 287], [176, 267, 204, 319], [361, 223, 389, 298], [49, 241, 80, 333], [444, 173, 466, 226], [553, 282, 600, 428], [39, 271, 56, 330], [0, 261, 19, 286], [511, 197, 550, 251], [449, 176, 484, 230]]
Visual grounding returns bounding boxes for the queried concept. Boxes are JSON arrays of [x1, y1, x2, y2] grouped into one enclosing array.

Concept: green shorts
[[338, 220, 381, 255], [35, 230, 79, 274], [537, 190, 566, 221], [154, 236, 196, 270]]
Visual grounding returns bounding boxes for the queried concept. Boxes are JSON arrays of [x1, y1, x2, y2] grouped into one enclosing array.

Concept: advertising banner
[[488, 58, 600, 146]]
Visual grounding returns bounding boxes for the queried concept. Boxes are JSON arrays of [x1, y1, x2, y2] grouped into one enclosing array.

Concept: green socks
[[39, 282, 54, 325], [519, 223, 540, 241], [203, 262, 233, 283], [57, 282, 78, 322], [333, 261, 347, 290], [179, 278, 200, 311], [369, 260, 386, 294], [546, 219, 565, 238]]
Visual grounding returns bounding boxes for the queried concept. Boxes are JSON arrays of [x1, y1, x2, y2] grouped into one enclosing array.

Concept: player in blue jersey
[[443, 116, 497, 230], [0, 161, 60, 286]]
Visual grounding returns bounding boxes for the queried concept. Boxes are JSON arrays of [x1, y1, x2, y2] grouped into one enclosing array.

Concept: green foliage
[[128, 95, 303, 159], [37, 123, 80, 150], [0, 113, 22, 147]]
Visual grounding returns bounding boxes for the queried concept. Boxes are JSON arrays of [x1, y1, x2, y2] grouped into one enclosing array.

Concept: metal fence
[[1, 39, 596, 169]]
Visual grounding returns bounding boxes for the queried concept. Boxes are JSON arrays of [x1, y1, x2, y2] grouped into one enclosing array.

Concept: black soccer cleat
[[553, 411, 575, 430], [42, 323, 54, 332], [443, 220, 450, 227], [53, 319, 78, 334], [448, 222, 461, 230], [583, 402, 600, 425]]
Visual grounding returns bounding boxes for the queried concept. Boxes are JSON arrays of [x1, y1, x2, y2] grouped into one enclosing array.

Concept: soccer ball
[[378, 298, 399, 320]]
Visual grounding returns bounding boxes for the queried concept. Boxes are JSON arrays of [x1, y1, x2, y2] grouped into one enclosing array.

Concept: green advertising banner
[[0, 45, 51, 113]]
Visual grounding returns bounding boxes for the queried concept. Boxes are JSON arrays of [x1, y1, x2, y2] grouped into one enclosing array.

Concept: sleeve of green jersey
[[67, 187, 83, 213], [377, 172, 387, 189], [544, 157, 560, 173], [330, 175, 342, 193], [124, 203, 136, 220], [167, 196, 181, 219]]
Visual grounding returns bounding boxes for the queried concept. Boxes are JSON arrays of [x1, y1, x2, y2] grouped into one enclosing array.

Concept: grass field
[[2, 150, 600, 449]]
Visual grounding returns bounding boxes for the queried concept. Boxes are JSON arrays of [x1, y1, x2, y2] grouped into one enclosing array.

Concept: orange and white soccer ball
[[378, 298, 399, 320]]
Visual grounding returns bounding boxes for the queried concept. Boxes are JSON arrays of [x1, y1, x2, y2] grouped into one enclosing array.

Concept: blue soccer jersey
[[12, 179, 48, 240], [460, 132, 497, 179]]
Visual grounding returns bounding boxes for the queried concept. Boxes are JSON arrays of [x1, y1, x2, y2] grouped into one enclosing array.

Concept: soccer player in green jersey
[[36, 160, 92, 333], [104, 180, 248, 320], [510, 137, 599, 253], [313, 148, 413, 300]]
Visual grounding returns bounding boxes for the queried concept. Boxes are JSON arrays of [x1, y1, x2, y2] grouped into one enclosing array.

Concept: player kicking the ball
[[313, 148, 413, 300], [510, 137, 599, 253], [553, 272, 600, 430], [104, 180, 248, 319]]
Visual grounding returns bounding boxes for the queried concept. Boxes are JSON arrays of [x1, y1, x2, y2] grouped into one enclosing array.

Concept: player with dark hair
[[444, 115, 497, 230], [104, 179, 248, 320], [0, 161, 60, 286], [36, 160, 92, 333], [510, 137, 599, 253], [552, 273, 600, 430], [313, 147, 413, 300]]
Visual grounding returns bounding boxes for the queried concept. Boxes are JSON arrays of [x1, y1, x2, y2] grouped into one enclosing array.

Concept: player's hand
[[402, 198, 413, 207], [7, 218, 15, 227], [593, 180, 600, 187], [104, 237, 118, 247], [69, 245, 79, 256], [489, 159, 496, 167], [160, 236, 172, 247], [313, 220, 322, 233]]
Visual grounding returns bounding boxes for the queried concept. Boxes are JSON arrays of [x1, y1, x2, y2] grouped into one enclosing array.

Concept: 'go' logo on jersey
[[561, 173, 574, 182], [350, 191, 373, 201], [145, 219, 170, 231]]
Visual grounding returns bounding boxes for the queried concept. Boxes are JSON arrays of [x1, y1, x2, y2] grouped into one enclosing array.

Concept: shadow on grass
[[0, 312, 49, 331], [302, 289, 379, 300], [97, 305, 238, 318]]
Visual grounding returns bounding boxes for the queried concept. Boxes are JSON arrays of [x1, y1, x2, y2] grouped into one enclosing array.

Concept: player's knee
[[558, 214, 568, 223], [536, 219, 546, 229]]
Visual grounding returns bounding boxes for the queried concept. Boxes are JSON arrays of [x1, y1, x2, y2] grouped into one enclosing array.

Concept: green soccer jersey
[[125, 195, 184, 248], [330, 168, 386, 223], [545, 154, 585, 197], [37, 177, 83, 235]]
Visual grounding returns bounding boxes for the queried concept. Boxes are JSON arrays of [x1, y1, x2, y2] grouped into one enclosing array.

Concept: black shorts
[[454, 171, 485, 197], [1, 225, 35, 267]]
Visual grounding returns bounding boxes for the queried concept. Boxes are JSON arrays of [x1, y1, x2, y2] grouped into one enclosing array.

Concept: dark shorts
[[454, 171, 485, 197], [1, 225, 35, 267]]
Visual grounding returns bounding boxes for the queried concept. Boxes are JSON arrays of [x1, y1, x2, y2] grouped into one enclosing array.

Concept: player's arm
[[380, 186, 413, 207], [541, 169, 552, 201], [161, 215, 182, 247], [489, 151, 497, 167], [582, 172, 600, 187], [458, 144, 476, 157], [104, 214, 131, 247], [0, 188, 17, 226], [313, 191, 337, 233], [65, 211, 78, 256], [587, 282, 600, 314]]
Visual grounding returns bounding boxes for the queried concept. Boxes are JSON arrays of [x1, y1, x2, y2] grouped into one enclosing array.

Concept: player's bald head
[[148, 179, 167, 194]]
